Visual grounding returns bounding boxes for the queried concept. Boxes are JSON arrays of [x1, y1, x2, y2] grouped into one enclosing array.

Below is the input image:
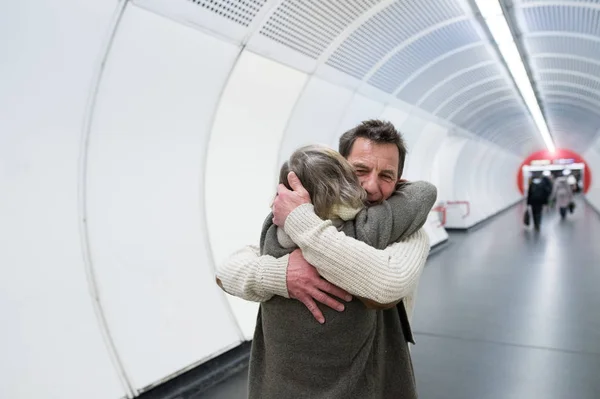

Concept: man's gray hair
[[339, 119, 407, 177], [279, 145, 366, 219]]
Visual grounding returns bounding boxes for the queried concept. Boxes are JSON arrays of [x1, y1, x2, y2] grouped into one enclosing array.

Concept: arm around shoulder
[[393, 181, 437, 238], [284, 204, 430, 304]]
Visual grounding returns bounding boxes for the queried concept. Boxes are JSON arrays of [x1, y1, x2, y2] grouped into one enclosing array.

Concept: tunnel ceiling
[[136, 0, 600, 156], [503, 0, 600, 155]]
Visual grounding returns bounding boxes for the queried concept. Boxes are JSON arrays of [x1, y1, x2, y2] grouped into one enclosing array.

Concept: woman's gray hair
[[279, 145, 366, 219]]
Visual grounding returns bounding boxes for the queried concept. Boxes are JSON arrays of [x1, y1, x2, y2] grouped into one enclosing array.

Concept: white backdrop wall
[[86, 6, 244, 391], [0, 1, 126, 398], [205, 50, 307, 340], [442, 139, 523, 228], [1, 1, 532, 398], [584, 136, 600, 212], [278, 77, 354, 164]]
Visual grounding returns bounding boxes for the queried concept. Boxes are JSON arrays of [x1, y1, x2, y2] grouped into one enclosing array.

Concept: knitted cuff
[[259, 255, 290, 299]]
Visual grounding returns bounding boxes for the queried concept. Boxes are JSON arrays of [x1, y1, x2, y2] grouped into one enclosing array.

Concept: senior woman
[[249, 144, 435, 399]]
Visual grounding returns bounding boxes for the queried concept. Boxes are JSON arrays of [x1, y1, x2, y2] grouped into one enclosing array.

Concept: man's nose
[[361, 175, 378, 195]]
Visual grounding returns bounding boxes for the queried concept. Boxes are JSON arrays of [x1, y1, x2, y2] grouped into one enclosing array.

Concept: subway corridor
[[199, 197, 600, 399]]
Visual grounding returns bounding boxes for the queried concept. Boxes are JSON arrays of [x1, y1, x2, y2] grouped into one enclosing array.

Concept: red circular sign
[[517, 148, 591, 194]]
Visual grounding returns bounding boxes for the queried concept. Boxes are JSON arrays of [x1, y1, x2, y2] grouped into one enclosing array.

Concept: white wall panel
[[432, 136, 469, 203], [371, 107, 449, 244], [443, 139, 522, 229], [206, 51, 307, 340], [403, 122, 448, 182], [279, 77, 354, 164], [330, 93, 386, 148], [380, 106, 411, 130], [397, 120, 449, 245], [86, 6, 241, 390], [0, 1, 125, 398], [584, 137, 600, 212]]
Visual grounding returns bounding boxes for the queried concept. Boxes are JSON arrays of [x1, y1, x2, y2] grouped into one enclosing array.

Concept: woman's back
[[554, 177, 573, 207]]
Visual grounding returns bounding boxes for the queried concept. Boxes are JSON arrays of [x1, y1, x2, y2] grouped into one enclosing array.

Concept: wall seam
[[77, 0, 137, 397]]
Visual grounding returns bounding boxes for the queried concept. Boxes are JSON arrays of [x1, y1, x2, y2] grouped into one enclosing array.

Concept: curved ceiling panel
[[509, 0, 600, 150], [545, 101, 600, 121], [544, 102, 600, 151], [325, 0, 465, 79], [539, 84, 600, 106], [521, 4, 600, 37], [141, 0, 600, 155], [448, 90, 514, 124], [417, 62, 501, 111], [543, 92, 600, 113], [260, 0, 383, 59], [368, 20, 480, 92], [396, 44, 493, 102], [484, 124, 535, 149], [532, 55, 600, 78], [537, 70, 600, 91], [525, 34, 600, 60], [457, 97, 519, 126], [434, 78, 507, 119], [463, 106, 531, 134]]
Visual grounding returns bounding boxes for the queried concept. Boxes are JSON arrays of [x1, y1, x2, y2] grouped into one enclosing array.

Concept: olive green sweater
[[249, 181, 436, 399]]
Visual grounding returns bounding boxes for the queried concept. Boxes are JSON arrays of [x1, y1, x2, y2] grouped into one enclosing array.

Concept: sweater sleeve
[[354, 181, 437, 249], [284, 204, 430, 304], [392, 181, 437, 239], [215, 245, 290, 302]]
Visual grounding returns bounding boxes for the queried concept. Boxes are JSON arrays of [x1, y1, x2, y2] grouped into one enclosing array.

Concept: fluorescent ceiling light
[[473, 0, 556, 152], [476, 0, 503, 18]]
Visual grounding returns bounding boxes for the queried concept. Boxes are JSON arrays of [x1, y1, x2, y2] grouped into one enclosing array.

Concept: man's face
[[346, 137, 400, 205]]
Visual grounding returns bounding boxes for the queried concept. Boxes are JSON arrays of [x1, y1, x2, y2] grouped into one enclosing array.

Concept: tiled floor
[[199, 197, 600, 398]]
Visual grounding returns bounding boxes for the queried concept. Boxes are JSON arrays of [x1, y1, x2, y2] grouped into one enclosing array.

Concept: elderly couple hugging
[[216, 120, 437, 399]]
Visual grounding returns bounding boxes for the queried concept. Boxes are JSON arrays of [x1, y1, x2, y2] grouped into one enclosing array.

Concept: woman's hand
[[272, 172, 311, 227]]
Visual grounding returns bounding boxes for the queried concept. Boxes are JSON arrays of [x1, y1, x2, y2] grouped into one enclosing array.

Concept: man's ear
[[396, 178, 408, 189]]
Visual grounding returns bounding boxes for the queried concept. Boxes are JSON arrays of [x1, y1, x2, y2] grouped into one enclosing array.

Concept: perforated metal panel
[[188, 0, 267, 26], [510, 0, 600, 150], [463, 105, 529, 133], [544, 102, 600, 151], [522, 4, 600, 36], [434, 79, 508, 119], [397, 44, 493, 104], [537, 71, 600, 91], [525, 35, 600, 60], [449, 89, 514, 123], [462, 101, 536, 142], [260, 0, 383, 59], [532, 56, 600, 80], [521, 0, 600, 4], [540, 83, 600, 105], [368, 20, 481, 93], [418, 63, 500, 111], [325, 0, 466, 79]]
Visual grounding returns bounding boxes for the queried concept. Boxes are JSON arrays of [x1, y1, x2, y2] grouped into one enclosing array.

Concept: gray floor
[[200, 197, 600, 399]]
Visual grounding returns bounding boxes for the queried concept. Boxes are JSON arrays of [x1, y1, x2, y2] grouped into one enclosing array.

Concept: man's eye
[[356, 169, 368, 174]]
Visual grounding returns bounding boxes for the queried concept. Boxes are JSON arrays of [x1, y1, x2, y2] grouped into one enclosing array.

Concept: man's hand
[[272, 172, 311, 227], [287, 249, 352, 324]]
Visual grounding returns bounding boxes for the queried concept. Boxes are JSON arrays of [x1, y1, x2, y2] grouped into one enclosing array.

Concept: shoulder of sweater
[[389, 228, 429, 246], [397, 180, 437, 197]]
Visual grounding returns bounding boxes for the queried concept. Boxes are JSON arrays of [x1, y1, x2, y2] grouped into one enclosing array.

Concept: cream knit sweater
[[217, 203, 430, 323]]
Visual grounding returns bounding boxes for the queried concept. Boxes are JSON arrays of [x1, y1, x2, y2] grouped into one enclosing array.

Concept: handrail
[[430, 205, 446, 227]]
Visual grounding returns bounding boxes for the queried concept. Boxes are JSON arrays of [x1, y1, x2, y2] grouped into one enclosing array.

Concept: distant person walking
[[551, 176, 574, 220], [527, 177, 551, 231]]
